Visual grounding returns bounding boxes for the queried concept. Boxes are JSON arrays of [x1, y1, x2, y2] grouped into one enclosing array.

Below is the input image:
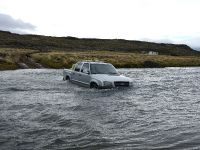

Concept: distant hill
[[0, 30, 200, 56]]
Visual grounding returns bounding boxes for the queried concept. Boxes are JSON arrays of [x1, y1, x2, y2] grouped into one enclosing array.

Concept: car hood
[[91, 74, 132, 82]]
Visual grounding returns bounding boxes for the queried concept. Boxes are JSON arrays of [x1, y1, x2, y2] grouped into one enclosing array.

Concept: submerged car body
[[63, 61, 133, 88]]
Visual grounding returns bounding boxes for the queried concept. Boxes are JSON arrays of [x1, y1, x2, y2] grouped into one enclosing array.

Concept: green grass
[[0, 59, 17, 70], [1, 30, 200, 70], [1, 48, 200, 70], [31, 50, 200, 69], [1, 30, 200, 56], [0, 48, 38, 70]]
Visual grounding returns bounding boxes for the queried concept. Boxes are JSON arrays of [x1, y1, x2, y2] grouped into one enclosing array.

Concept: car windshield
[[90, 63, 118, 74]]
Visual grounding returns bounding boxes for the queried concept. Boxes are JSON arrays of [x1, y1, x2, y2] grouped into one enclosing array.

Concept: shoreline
[[1, 66, 200, 71]]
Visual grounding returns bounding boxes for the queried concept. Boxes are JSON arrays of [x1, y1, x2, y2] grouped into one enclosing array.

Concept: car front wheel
[[90, 82, 98, 89]]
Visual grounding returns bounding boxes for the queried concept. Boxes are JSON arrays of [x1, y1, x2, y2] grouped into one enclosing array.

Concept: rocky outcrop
[[16, 54, 44, 69]]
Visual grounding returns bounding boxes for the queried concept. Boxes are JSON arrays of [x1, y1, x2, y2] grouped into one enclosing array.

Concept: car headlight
[[103, 81, 113, 87]]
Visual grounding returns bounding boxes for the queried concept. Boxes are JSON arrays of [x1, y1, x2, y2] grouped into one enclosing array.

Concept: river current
[[0, 68, 200, 150]]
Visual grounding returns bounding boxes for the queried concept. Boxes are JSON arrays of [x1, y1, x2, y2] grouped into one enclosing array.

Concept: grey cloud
[[177, 37, 200, 50], [0, 13, 36, 33]]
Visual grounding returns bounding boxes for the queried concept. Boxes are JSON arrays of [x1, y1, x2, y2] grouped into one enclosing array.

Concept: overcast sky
[[0, 0, 200, 49]]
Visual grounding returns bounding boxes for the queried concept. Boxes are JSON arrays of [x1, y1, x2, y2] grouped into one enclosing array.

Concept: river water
[[0, 68, 200, 150]]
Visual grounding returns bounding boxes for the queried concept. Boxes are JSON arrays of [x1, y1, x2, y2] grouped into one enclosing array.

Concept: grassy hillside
[[0, 30, 200, 70], [1, 48, 200, 70], [1, 30, 200, 56]]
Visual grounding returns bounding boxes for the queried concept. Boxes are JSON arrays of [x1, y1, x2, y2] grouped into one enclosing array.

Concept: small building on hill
[[148, 51, 158, 55]]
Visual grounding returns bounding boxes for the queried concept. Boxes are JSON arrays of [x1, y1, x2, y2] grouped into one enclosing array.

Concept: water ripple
[[0, 68, 200, 149]]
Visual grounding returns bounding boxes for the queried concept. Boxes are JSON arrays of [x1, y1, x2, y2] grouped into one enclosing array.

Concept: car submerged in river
[[63, 61, 133, 88]]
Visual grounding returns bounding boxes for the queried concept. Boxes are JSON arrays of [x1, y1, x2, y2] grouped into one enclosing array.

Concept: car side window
[[81, 63, 89, 74], [74, 63, 82, 72]]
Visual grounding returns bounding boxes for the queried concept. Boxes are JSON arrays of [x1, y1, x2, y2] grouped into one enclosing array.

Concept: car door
[[71, 62, 83, 82], [78, 63, 91, 86]]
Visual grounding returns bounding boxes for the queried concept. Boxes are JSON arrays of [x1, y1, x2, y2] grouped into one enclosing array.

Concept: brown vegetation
[[0, 30, 200, 70]]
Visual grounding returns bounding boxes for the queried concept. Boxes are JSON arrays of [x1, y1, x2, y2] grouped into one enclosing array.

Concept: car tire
[[90, 82, 98, 89], [65, 76, 70, 81]]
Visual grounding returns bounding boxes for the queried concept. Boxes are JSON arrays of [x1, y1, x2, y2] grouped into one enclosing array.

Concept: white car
[[63, 61, 133, 88]]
